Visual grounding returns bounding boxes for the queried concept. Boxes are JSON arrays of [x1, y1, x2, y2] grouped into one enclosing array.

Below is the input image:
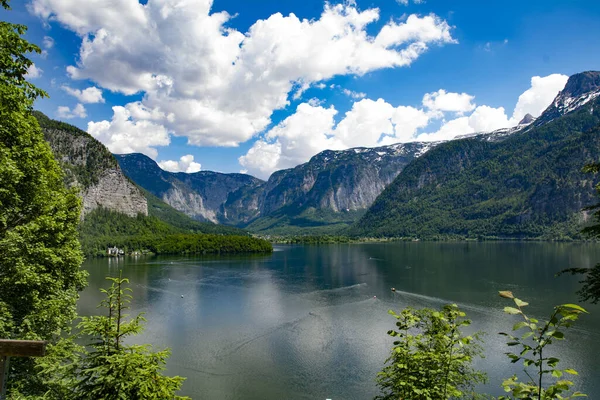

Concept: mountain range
[[116, 141, 441, 233], [39, 70, 600, 240], [352, 71, 600, 239]]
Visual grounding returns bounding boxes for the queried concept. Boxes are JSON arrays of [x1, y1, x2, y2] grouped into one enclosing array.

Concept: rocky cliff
[[34, 112, 148, 218], [114, 153, 263, 223], [117, 141, 440, 231], [238, 142, 440, 232]]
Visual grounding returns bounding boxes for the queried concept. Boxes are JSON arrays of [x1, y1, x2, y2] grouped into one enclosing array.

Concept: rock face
[[353, 71, 600, 239], [536, 71, 600, 125], [34, 112, 148, 218], [117, 142, 441, 231], [81, 169, 149, 217], [114, 153, 264, 223], [238, 142, 441, 231]]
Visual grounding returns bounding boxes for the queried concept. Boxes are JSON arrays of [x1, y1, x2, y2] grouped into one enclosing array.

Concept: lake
[[79, 242, 600, 399]]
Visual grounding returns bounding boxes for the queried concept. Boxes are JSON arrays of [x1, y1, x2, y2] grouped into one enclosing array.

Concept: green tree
[[72, 276, 188, 400], [558, 163, 600, 304], [498, 291, 587, 399], [0, 0, 87, 396], [376, 304, 487, 400]]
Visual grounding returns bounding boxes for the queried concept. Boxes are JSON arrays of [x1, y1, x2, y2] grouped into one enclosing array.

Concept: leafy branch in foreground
[[556, 162, 600, 304], [73, 275, 189, 400], [498, 291, 587, 400], [375, 304, 487, 400]]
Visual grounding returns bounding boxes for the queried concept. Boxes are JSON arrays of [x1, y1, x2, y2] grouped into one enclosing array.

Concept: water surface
[[79, 243, 600, 399]]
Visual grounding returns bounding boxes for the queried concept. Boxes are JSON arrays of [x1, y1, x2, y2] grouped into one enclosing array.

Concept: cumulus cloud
[[29, 0, 456, 153], [418, 73, 568, 141], [26, 63, 42, 79], [239, 99, 431, 178], [57, 103, 87, 119], [240, 73, 569, 178], [512, 74, 568, 122], [62, 85, 105, 103], [158, 155, 202, 173], [422, 89, 476, 114], [87, 105, 170, 159]]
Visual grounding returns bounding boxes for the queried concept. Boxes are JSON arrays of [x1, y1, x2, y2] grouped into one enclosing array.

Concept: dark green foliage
[[268, 234, 352, 244], [566, 163, 600, 304], [353, 102, 600, 239], [33, 111, 117, 189], [73, 276, 188, 399], [376, 304, 487, 400], [498, 291, 587, 399], [79, 208, 272, 257], [0, 3, 87, 396]]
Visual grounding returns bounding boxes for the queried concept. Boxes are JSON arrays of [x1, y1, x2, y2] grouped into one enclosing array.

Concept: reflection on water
[[80, 243, 600, 400]]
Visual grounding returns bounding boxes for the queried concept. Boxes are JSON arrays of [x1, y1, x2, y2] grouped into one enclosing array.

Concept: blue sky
[[6, 0, 600, 179]]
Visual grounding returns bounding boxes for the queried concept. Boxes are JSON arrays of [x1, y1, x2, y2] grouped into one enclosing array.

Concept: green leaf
[[564, 369, 578, 375], [514, 298, 529, 307], [551, 331, 565, 339], [513, 321, 529, 331], [561, 304, 588, 313], [504, 307, 522, 315]]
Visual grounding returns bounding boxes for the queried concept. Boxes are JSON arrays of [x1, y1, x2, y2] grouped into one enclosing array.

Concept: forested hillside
[[352, 72, 600, 239]]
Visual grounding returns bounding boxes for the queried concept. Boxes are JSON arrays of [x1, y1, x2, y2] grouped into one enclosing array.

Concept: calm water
[[79, 243, 600, 399]]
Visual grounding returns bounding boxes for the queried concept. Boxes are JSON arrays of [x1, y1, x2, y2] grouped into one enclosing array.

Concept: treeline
[[79, 208, 272, 257], [268, 235, 352, 244]]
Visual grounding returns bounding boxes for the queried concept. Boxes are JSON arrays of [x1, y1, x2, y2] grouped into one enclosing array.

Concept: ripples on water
[[80, 243, 600, 400]]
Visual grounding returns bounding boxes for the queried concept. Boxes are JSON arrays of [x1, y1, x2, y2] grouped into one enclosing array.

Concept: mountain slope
[[241, 142, 439, 233], [114, 153, 264, 224], [116, 142, 439, 232], [352, 71, 600, 239], [36, 112, 250, 238], [34, 111, 148, 218]]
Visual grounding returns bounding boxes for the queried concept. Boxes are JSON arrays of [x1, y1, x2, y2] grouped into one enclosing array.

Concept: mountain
[[117, 142, 440, 233], [241, 142, 440, 234], [34, 111, 148, 218], [351, 71, 600, 239], [114, 153, 264, 224], [34, 112, 265, 256]]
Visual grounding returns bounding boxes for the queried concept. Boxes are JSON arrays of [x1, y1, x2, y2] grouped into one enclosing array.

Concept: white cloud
[[62, 85, 105, 103], [30, 0, 456, 154], [43, 36, 54, 49], [240, 72, 569, 178], [57, 103, 87, 119], [395, 0, 425, 5], [512, 74, 568, 122], [422, 89, 476, 114], [418, 73, 568, 141], [158, 155, 202, 173], [87, 106, 170, 159], [342, 89, 367, 99], [26, 63, 43, 79], [240, 99, 431, 178]]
